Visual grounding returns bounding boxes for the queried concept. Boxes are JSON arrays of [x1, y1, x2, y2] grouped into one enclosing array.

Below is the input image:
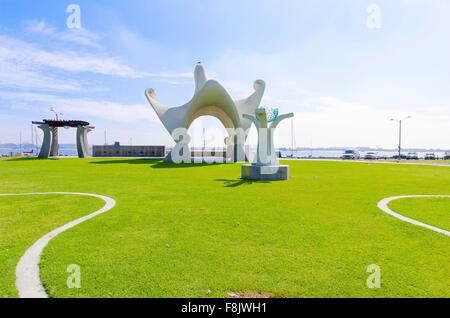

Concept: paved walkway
[[0, 192, 116, 298]]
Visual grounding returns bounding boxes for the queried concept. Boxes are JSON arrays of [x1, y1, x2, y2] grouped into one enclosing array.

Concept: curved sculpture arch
[[188, 105, 236, 131], [145, 64, 265, 162]]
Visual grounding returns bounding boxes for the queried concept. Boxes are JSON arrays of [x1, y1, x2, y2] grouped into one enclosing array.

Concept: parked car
[[364, 152, 378, 160], [444, 152, 450, 160], [392, 154, 407, 159], [424, 153, 436, 160], [406, 152, 419, 160], [342, 149, 360, 160]]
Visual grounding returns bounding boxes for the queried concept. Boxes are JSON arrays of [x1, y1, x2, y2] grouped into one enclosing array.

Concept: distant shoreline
[[1, 144, 448, 152]]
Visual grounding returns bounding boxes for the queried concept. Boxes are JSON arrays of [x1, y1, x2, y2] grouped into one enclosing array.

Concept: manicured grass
[[0, 194, 104, 297], [389, 197, 450, 230], [381, 159, 450, 165], [0, 158, 449, 298]]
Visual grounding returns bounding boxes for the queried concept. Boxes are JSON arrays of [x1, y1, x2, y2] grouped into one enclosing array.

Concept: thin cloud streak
[[26, 19, 102, 48], [0, 34, 145, 78], [0, 91, 158, 123]]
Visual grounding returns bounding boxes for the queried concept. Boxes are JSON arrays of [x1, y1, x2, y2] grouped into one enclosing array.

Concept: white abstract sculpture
[[145, 63, 265, 162]]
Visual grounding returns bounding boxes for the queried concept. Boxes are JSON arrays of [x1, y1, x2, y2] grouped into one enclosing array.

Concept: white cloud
[[0, 31, 149, 92], [0, 30, 194, 93], [0, 59, 83, 91], [0, 34, 145, 79], [57, 28, 101, 48], [0, 91, 159, 123], [26, 19, 101, 48], [25, 20, 56, 36], [148, 72, 192, 78]]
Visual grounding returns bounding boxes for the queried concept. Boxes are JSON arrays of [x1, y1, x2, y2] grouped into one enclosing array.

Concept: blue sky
[[0, 0, 449, 149]]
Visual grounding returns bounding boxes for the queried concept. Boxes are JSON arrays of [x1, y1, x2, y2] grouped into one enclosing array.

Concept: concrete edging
[[0, 192, 116, 298], [377, 195, 450, 237]]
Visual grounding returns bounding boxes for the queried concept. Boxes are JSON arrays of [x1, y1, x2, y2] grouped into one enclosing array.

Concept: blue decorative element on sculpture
[[266, 107, 279, 123], [257, 107, 279, 123]]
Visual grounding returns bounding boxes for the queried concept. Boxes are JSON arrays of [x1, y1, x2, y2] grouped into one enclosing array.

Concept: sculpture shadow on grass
[[89, 158, 225, 169], [150, 160, 227, 169], [215, 178, 271, 188], [89, 158, 160, 165]]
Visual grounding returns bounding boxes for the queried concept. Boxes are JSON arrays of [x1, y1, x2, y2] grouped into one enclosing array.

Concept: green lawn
[[0, 194, 104, 297], [389, 197, 450, 230], [0, 158, 449, 298], [377, 159, 450, 165]]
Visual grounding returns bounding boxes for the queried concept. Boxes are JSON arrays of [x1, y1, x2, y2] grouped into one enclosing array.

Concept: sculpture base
[[241, 164, 290, 181]]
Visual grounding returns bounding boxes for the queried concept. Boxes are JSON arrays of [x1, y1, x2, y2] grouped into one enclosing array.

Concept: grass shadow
[[151, 161, 225, 169], [89, 158, 160, 165], [215, 178, 271, 188], [3, 157, 57, 162]]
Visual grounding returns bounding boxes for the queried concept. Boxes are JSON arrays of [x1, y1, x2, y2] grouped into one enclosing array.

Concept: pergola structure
[[32, 119, 94, 158]]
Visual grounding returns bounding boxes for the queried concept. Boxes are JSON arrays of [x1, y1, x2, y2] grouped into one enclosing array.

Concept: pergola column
[[37, 124, 52, 159], [50, 126, 59, 157], [76, 125, 92, 158]]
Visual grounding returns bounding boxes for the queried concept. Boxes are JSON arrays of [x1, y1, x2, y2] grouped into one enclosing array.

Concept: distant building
[[93, 142, 165, 158]]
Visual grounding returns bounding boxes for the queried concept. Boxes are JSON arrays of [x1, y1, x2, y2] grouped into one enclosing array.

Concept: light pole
[[390, 116, 412, 160], [50, 107, 63, 120]]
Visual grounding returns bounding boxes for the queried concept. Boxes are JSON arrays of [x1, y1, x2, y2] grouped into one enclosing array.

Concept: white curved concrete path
[[0, 192, 116, 298], [377, 195, 450, 237]]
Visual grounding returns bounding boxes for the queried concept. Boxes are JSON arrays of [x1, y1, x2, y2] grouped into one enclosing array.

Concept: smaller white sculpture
[[242, 108, 293, 180]]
